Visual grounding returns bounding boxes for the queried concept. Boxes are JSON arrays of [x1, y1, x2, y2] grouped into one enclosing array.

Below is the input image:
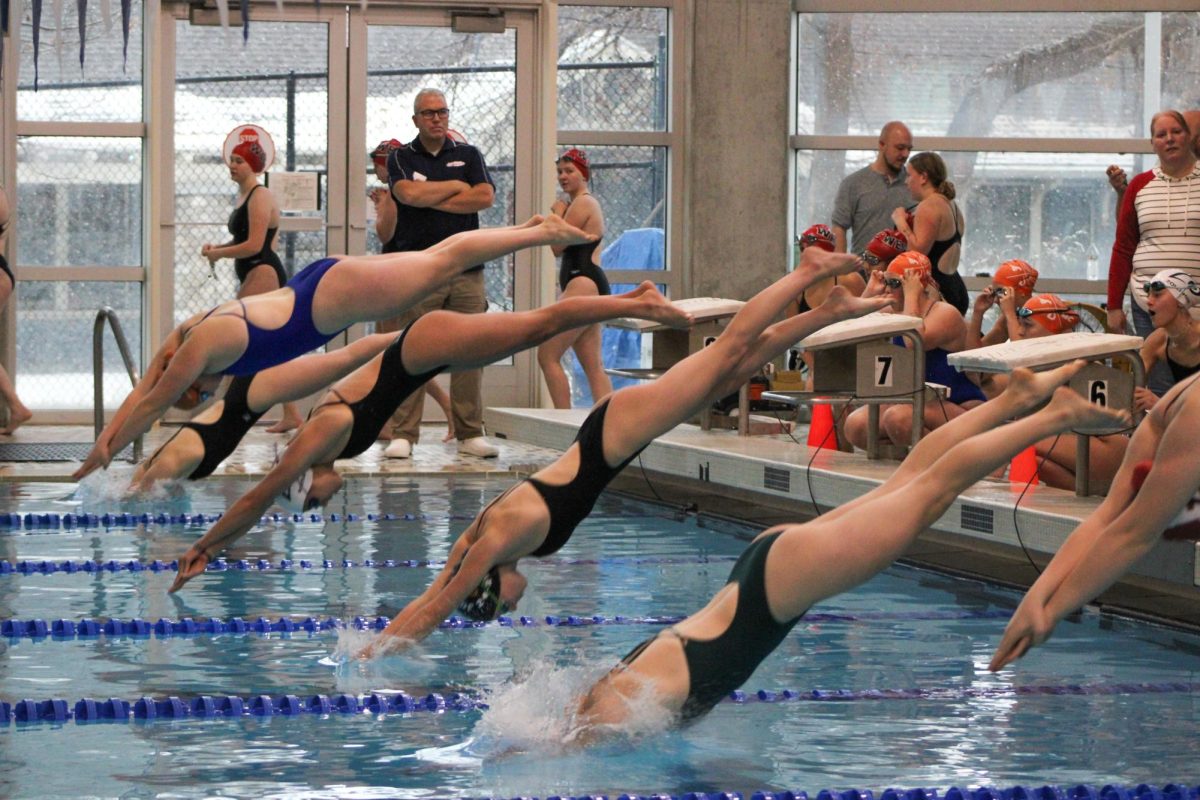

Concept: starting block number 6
[[1088, 379, 1108, 408], [874, 355, 894, 388]]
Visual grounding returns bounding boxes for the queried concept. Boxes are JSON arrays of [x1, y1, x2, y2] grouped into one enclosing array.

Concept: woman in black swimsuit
[[200, 133, 302, 432], [537, 150, 614, 409], [362, 246, 888, 655], [1136, 268, 1200, 412], [890, 151, 969, 315], [574, 362, 1127, 736], [168, 282, 693, 593], [0, 187, 32, 434]]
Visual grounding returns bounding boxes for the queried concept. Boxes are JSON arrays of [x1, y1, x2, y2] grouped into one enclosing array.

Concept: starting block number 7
[[1088, 379, 1108, 407], [874, 355, 894, 388]]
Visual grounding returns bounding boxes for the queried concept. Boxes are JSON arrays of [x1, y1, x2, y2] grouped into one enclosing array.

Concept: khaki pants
[[376, 269, 487, 443]]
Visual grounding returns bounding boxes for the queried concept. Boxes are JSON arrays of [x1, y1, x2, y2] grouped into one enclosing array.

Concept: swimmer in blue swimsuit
[[992, 371, 1200, 672], [128, 332, 399, 491], [845, 250, 987, 452], [572, 361, 1128, 736], [168, 283, 694, 593], [364, 246, 891, 655], [75, 215, 596, 481]]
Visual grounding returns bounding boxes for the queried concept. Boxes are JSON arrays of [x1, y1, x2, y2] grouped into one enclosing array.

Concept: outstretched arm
[[74, 330, 189, 479], [371, 532, 506, 652], [169, 414, 348, 592]]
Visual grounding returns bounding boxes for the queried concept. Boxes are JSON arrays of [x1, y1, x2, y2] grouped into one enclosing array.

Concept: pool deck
[[2, 412, 1199, 628]]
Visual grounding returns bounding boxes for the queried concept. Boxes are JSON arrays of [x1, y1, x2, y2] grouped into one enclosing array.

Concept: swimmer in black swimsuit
[[1137, 269, 1200, 413], [201, 140, 287, 296], [0, 187, 32, 435], [168, 283, 693, 593], [573, 361, 1128, 736], [75, 214, 597, 482], [202, 140, 300, 432], [992, 371, 1200, 672], [128, 332, 398, 491], [363, 245, 890, 655], [890, 152, 969, 315], [537, 150, 615, 409]]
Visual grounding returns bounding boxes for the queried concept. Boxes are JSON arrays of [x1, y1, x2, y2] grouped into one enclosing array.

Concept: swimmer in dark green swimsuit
[[574, 361, 1128, 736]]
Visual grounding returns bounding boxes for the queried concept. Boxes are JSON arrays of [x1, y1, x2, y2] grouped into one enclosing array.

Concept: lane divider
[[3, 682, 1200, 728], [0, 609, 1015, 641], [0, 554, 741, 576], [0, 510, 661, 532]]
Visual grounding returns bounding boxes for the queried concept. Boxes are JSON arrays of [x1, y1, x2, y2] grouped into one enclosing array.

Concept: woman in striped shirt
[[1108, 110, 1200, 394]]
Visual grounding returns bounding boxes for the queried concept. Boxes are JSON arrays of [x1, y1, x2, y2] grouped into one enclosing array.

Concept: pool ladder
[[92, 306, 142, 462]]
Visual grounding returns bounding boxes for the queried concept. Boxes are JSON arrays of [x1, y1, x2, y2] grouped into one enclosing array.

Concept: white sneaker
[[457, 436, 499, 458], [383, 439, 412, 459]]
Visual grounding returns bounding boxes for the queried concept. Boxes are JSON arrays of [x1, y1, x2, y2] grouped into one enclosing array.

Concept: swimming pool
[[1, 474, 1198, 799]]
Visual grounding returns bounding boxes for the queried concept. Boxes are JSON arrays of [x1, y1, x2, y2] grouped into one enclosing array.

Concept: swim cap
[[222, 124, 275, 173], [232, 140, 267, 174], [993, 259, 1039, 293], [371, 138, 403, 165], [558, 148, 590, 181], [276, 467, 315, 513], [457, 565, 508, 621], [1020, 294, 1079, 334], [1146, 269, 1200, 309], [798, 223, 836, 252], [862, 228, 908, 267], [886, 251, 934, 286]]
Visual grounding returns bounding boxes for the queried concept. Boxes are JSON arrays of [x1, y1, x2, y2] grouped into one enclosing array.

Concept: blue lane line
[[3, 681, 1199, 728], [0, 609, 1015, 641], [0, 554, 740, 576]]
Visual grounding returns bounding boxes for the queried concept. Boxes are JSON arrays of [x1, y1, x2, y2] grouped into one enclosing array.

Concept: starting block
[[948, 331, 1144, 496], [606, 298, 748, 433], [761, 312, 928, 459]]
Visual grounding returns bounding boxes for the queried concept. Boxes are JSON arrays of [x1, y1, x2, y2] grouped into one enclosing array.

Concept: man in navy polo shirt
[[381, 88, 499, 459]]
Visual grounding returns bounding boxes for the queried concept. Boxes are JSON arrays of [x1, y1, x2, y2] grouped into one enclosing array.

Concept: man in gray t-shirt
[[832, 121, 914, 254]]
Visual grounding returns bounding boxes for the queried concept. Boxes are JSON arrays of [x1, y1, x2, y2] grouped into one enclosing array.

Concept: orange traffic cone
[[807, 403, 838, 451], [1009, 445, 1039, 486]]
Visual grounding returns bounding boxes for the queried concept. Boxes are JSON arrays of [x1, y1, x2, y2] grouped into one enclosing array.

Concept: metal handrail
[[92, 306, 142, 463]]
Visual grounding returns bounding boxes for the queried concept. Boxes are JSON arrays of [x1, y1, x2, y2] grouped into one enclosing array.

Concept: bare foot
[[616, 280, 656, 300], [1004, 361, 1086, 414], [0, 406, 32, 435], [519, 215, 545, 229], [819, 285, 892, 321], [632, 286, 694, 329], [795, 247, 864, 285], [1045, 385, 1131, 434], [539, 213, 596, 247]]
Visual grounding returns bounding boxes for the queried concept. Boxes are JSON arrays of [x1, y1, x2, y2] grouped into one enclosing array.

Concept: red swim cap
[[371, 138, 403, 165], [232, 140, 267, 173], [559, 148, 590, 181], [798, 223, 836, 252], [863, 228, 908, 267]]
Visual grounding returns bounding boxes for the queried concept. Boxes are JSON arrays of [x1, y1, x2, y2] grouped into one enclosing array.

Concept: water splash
[[328, 627, 440, 693], [70, 466, 192, 515]]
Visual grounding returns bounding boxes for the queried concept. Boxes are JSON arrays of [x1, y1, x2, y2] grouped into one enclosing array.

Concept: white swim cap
[[276, 468, 314, 514], [1146, 269, 1200, 309]]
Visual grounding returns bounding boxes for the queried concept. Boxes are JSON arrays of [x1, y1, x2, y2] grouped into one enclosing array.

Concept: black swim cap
[[457, 565, 507, 621]]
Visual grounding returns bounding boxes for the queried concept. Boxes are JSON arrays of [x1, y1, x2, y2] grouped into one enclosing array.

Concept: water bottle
[[1086, 243, 1101, 281]]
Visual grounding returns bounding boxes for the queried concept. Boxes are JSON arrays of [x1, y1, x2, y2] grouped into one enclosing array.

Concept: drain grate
[[763, 465, 790, 493], [960, 504, 995, 534], [0, 443, 131, 463]]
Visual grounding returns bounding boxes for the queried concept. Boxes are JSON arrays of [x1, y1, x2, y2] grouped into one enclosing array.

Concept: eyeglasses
[[883, 277, 904, 290], [416, 108, 450, 120]]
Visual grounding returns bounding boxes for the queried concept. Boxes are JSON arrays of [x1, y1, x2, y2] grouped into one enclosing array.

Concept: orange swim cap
[[993, 259, 1039, 293], [1019, 293, 1079, 334], [886, 251, 934, 286]]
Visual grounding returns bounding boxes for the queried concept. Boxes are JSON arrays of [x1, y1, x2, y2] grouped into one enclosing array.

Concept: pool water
[[1, 474, 1198, 799]]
